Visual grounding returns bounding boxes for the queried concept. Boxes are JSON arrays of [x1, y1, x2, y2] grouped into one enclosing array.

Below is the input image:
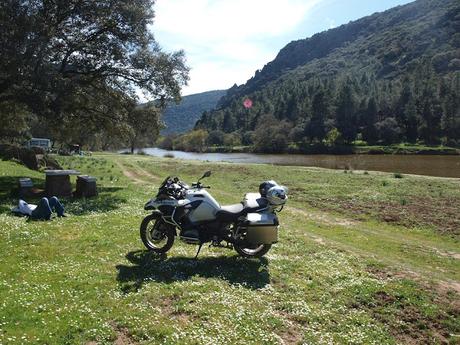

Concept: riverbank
[[0, 153, 459, 344], [201, 143, 460, 155], [138, 147, 460, 178]]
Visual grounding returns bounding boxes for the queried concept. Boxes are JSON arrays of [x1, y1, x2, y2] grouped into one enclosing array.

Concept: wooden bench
[[75, 175, 98, 197], [18, 178, 33, 198]]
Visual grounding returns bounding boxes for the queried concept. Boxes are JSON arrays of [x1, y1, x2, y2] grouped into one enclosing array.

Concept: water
[[139, 147, 460, 178]]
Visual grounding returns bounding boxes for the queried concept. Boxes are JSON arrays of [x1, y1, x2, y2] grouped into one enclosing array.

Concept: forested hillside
[[195, 0, 460, 153], [160, 90, 226, 134]]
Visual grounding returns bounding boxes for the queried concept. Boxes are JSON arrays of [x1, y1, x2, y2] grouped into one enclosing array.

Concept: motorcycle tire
[[234, 243, 272, 258], [140, 214, 175, 253]]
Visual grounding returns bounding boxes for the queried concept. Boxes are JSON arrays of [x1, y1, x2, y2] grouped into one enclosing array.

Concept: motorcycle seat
[[216, 203, 246, 222], [219, 203, 244, 214]]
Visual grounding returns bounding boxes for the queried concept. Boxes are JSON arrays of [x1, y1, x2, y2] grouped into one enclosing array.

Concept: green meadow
[[0, 153, 458, 344]]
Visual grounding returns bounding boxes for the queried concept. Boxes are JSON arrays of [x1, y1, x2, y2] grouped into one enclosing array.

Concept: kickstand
[[194, 243, 203, 259]]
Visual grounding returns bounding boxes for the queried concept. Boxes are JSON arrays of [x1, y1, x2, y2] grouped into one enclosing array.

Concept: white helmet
[[259, 180, 278, 197], [266, 186, 288, 206]]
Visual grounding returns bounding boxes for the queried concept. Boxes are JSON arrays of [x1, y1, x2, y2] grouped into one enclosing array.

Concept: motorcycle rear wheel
[[140, 215, 175, 253], [234, 243, 272, 258]]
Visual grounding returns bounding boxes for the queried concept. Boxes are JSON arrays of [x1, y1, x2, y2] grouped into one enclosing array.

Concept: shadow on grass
[[116, 250, 270, 293], [59, 190, 127, 215], [0, 176, 46, 200], [0, 174, 127, 215]]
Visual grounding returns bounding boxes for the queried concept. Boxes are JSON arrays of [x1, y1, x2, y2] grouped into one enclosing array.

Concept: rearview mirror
[[198, 170, 212, 182], [202, 170, 212, 178]]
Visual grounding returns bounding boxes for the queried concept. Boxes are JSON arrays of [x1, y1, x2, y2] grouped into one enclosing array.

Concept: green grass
[[0, 154, 459, 344]]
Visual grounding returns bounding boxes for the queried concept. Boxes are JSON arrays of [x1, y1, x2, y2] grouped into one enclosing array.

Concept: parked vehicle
[[140, 171, 288, 258], [25, 138, 51, 151]]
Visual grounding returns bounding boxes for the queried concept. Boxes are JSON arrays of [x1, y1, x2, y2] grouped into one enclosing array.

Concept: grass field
[[0, 153, 459, 344]]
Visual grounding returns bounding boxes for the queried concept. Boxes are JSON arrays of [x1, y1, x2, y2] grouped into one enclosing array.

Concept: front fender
[[148, 210, 163, 219], [142, 210, 177, 236], [144, 199, 157, 210]]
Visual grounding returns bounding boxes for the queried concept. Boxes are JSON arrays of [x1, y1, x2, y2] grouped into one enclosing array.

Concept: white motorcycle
[[140, 171, 287, 258]]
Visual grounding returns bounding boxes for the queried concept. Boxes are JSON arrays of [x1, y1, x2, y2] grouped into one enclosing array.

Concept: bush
[[241, 131, 254, 145], [173, 130, 209, 152], [223, 133, 241, 147], [207, 130, 225, 146], [252, 115, 291, 153], [0, 144, 38, 170], [158, 136, 175, 150], [325, 128, 342, 146], [376, 118, 402, 145]]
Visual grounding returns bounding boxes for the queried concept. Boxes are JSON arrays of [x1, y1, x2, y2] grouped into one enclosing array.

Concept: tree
[[325, 128, 342, 147], [222, 111, 235, 133], [418, 96, 440, 145], [253, 115, 291, 153], [223, 133, 242, 147], [0, 0, 189, 142], [174, 130, 208, 152], [336, 83, 357, 143], [0, 102, 35, 144], [362, 98, 378, 144], [305, 90, 327, 142], [376, 117, 402, 144], [404, 98, 419, 143], [207, 130, 225, 146], [440, 77, 460, 144], [127, 104, 162, 154]]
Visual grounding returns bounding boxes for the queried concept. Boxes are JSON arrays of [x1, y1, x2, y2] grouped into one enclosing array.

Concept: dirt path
[[116, 160, 161, 185], [136, 165, 162, 182], [116, 161, 148, 185]]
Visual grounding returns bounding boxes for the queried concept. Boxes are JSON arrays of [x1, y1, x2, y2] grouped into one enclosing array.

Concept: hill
[[196, 0, 460, 152], [160, 90, 226, 135]]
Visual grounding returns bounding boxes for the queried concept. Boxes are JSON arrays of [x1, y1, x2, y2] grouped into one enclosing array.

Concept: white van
[[25, 138, 52, 151]]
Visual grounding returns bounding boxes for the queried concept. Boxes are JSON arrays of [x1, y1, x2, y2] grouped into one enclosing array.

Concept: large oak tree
[[0, 0, 189, 146]]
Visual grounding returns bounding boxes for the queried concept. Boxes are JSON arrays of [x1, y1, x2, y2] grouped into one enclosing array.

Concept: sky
[[152, 0, 414, 96]]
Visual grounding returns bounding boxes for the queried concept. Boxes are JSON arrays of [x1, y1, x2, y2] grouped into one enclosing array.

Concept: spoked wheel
[[140, 214, 175, 253], [234, 243, 272, 258]]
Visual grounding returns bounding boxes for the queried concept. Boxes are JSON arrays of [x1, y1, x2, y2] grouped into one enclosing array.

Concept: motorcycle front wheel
[[234, 243, 272, 258], [140, 214, 175, 253]]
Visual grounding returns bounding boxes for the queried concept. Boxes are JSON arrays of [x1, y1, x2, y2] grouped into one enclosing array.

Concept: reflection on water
[[139, 147, 460, 178]]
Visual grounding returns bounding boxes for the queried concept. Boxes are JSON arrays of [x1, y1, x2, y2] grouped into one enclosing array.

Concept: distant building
[[25, 138, 52, 151]]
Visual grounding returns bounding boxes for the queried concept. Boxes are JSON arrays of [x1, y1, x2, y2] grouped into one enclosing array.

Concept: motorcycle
[[140, 171, 288, 258]]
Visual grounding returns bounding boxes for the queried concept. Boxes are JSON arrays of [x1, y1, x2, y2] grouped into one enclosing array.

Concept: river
[[138, 147, 460, 178]]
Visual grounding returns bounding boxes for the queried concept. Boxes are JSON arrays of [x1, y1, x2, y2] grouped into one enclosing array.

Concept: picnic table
[[44, 170, 80, 197]]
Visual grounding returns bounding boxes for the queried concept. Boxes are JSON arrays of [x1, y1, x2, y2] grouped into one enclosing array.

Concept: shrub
[[207, 130, 225, 146], [223, 133, 242, 147]]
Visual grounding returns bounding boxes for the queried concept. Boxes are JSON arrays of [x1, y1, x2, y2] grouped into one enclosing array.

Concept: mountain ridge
[[160, 89, 226, 135], [195, 0, 460, 151], [217, 0, 458, 107]]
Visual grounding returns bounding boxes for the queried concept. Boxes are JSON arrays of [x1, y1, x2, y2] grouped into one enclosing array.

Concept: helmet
[[259, 180, 278, 197], [266, 186, 288, 206]]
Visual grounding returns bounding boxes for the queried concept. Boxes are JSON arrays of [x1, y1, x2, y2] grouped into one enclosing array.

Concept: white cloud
[[152, 0, 322, 95], [155, 0, 319, 40]]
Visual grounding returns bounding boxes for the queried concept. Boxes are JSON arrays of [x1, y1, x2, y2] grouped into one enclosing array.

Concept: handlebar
[[191, 183, 211, 189]]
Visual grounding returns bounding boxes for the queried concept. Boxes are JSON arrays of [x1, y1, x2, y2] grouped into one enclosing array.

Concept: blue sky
[[153, 0, 414, 96]]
